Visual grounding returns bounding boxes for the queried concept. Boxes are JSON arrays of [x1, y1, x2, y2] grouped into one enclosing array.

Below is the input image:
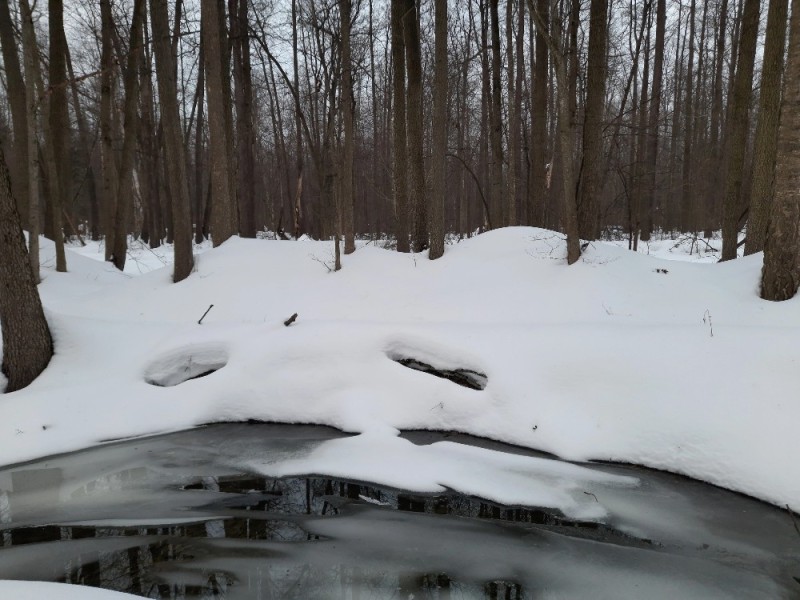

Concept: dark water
[[0, 424, 797, 599]]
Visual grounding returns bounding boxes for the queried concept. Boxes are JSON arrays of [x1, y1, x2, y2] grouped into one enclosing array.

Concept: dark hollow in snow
[[392, 357, 488, 390], [144, 347, 228, 387]]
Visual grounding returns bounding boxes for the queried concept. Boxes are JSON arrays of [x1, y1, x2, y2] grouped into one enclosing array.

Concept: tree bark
[[0, 141, 52, 393], [111, 0, 146, 272], [429, 0, 448, 259], [19, 0, 39, 282], [641, 0, 665, 241], [0, 0, 29, 221], [529, 0, 548, 227], [761, 0, 800, 300], [340, 0, 356, 254], [203, 0, 237, 245], [403, 0, 427, 251], [578, 0, 609, 240], [721, 0, 760, 260], [489, 0, 504, 228], [150, 0, 195, 281], [745, 0, 789, 255], [231, 0, 256, 238], [47, 0, 68, 272]]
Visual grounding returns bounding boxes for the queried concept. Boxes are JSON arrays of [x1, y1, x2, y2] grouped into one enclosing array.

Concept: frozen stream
[[0, 424, 797, 599]]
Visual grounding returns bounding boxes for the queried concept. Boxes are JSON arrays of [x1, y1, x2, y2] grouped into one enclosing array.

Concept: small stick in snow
[[584, 491, 599, 502], [198, 304, 214, 325], [284, 313, 298, 327]]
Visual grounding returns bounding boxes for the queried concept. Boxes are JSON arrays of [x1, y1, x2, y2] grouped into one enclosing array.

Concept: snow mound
[[144, 343, 229, 387], [1, 227, 799, 515]]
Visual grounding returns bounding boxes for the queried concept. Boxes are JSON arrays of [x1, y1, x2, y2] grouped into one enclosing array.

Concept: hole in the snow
[[144, 345, 229, 387], [388, 352, 487, 390]]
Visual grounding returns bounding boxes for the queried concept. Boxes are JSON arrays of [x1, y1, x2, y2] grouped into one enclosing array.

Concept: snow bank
[[1, 228, 798, 515], [0, 581, 141, 599]]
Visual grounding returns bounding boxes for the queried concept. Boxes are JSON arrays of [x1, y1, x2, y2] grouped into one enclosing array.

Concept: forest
[[1, 0, 800, 390]]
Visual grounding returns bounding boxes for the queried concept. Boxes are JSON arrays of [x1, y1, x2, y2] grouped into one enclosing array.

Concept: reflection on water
[[0, 424, 797, 599]]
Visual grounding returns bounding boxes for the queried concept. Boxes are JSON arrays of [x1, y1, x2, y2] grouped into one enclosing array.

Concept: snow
[[0, 581, 141, 599], [1, 227, 798, 531]]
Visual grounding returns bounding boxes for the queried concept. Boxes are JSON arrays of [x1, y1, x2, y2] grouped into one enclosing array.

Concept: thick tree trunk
[[203, 0, 237, 245], [403, 0, 427, 251], [721, 0, 760, 260], [150, 0, 195, 282], [429, 0, 447, 260], [745, 0, 789, 255], [0, 142, 52, 393], [0, 0, 29, 221], [761, 0, 800, 300], [578, 0, 609, 240], [231, 0, 256, 238]]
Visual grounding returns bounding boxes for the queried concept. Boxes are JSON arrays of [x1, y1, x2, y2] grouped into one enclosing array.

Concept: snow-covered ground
[[2, 228, 798, 518]]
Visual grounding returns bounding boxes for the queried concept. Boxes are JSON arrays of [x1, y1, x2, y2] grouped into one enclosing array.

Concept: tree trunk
[[578, 0, 609, 240], [641, 0, 665, 241], [527, 0, 580, 263], [203, 0, 237, 245], [680, 0, 697, 232], [0, 141, 52, 393], [745, 0, 789, 255], [100, 0, 118, 260], [429, 0, 448, 259], [505, 0, 517, 227], [761, 0, 800, 300], [231, 0, 256, 238], [111, 0, 146, 272], [340, 0, 356, 254], [721, 0, 760, 260], [150, 0, 195, 282], [489, 0, 504, 228], [47, 0, 68, 272], [529, 0, 548, 227], [19, 0, 39, 282], [0, 0, 29, 221], [403, 0, 427, 251]]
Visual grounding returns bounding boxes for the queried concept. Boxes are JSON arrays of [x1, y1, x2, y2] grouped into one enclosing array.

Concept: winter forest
[[0, 0, 800, 597], [0, 0, 799, 280]]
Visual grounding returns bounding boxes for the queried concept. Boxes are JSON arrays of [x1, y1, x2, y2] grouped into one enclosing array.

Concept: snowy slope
[[1, 228, 798, 518]]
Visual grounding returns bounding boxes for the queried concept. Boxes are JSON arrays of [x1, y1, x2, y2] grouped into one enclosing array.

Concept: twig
[[702, 309, 713, 337], [198, 304, 214, 325], [284, 313, 298, 327]]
